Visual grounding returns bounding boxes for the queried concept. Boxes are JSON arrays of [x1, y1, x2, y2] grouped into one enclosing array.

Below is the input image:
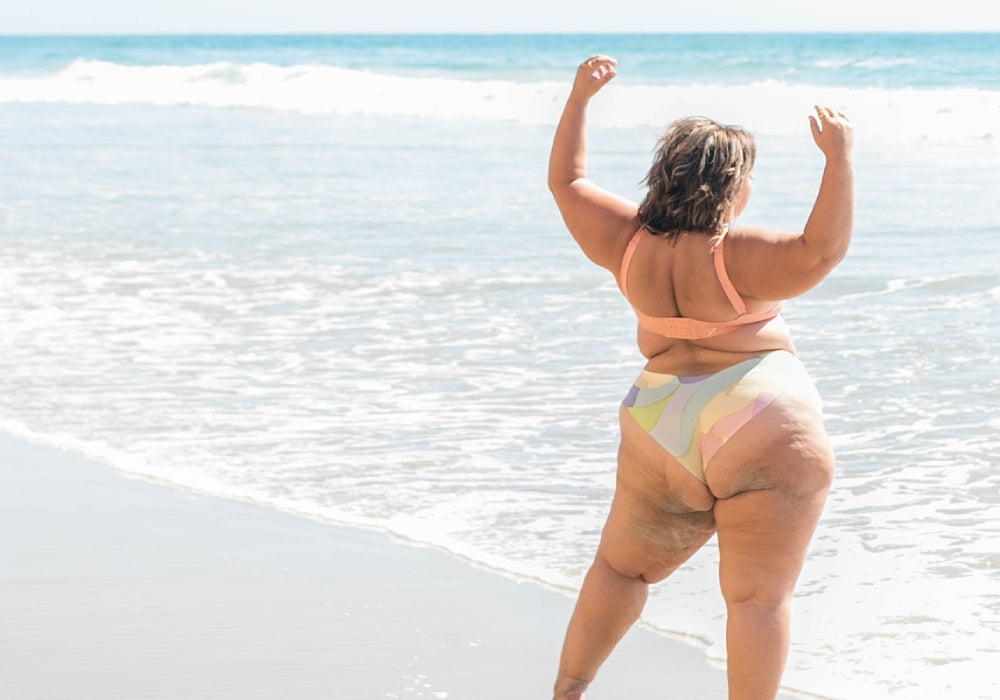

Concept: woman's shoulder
[[596, 210, 644, 276], [552, 179, 640, 272], [723, 225, 839, 301]]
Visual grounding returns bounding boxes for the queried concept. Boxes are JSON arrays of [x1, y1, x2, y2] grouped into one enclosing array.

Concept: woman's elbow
[[801, 231, 851, 269], [817, 244, 849, 270], [795, 252, 847, 295], [548, 173, 578, 194], [548, 179, 579, 209]]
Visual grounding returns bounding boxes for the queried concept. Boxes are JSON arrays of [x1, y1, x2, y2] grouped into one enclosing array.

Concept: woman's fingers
[[581, 55, 617, 80], [814, 105, 834, 123], [810, 106, 827, 139], [584, 55, 618, 70], [808, 114, 821, 140], [812, 105, 851, 129], [810, 105, 854, 155]]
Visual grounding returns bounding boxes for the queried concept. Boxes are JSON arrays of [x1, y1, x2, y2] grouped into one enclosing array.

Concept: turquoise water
[[0, 34, 997, 700], [2, 33, 1000, 86]]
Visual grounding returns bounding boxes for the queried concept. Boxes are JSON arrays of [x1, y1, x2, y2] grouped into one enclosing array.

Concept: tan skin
[[548, 56, 854, 700]]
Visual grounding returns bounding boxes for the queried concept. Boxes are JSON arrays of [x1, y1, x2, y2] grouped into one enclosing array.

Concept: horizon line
[[1, 29, 998, 37]]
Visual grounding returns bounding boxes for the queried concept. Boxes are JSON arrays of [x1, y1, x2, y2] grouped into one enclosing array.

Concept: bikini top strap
[[619, 228, 644, 299], [712, 229, 748, 315]]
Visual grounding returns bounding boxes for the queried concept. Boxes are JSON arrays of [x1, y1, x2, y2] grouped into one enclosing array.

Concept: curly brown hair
[[637, 117, 756, 241]]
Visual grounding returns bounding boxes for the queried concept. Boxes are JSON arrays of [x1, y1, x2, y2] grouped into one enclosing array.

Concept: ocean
[[0, 33, 997, 699]]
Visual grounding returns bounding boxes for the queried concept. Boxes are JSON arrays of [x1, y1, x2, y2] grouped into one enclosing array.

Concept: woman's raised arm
[[801, 106, 855, 265], [727, 106, 855, 301], [548, 56, 638, 271]]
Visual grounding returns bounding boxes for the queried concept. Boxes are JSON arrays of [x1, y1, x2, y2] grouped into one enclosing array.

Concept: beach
[[1, 34, 997, 699], [0, 432, 806, 699]]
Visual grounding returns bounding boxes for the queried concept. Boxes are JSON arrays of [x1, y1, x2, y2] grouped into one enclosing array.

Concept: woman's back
[[616, 227, 796, 374]]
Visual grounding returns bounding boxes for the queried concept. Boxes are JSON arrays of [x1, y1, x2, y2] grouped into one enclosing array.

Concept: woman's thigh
[[597, 404, 719, 583], [704, 386, 834, 602]]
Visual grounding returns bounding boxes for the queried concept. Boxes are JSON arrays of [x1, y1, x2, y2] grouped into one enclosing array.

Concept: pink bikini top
[[619, 228, 782, 340]]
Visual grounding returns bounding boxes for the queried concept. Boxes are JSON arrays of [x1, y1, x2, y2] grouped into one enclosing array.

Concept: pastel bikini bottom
[[622, 350, 815, 482]]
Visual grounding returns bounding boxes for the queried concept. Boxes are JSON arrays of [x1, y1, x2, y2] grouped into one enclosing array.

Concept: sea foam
[[1, 59, 998, 141]]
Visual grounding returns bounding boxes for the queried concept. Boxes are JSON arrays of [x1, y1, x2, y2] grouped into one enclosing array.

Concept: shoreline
[[0, 431, 804, 699]]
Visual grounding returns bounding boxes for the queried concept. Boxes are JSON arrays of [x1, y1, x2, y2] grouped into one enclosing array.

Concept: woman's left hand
[[570, 55, 617, 102]]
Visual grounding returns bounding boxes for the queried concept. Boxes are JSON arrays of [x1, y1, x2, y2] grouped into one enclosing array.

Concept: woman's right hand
[[808, 106, 854, 160], [569, 55, 617, 103]]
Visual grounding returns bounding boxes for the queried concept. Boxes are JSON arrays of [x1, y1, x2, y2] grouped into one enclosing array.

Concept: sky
[[1, 0, 997, 34]]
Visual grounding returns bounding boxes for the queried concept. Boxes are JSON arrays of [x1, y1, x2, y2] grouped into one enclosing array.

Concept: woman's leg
[[714, 484, 829, 700], [552, 550, 648, 700], [553, 405, 718, 699], [553, 503, 716, 699], [706, 389, 834, 700]]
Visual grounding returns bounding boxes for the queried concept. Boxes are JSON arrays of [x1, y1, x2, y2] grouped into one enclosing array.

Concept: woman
[[547, 56, 854, 700]]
